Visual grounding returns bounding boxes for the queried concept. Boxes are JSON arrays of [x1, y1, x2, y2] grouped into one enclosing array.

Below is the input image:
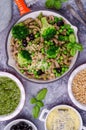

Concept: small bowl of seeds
[[68, 64, 86, 110]]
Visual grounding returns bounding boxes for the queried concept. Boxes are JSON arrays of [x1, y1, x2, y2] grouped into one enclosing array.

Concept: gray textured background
[[0, 0, 86, 129]]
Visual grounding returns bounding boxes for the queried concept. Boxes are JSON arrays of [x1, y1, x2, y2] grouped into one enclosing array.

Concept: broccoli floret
[[41, 17, 56, 40], [12, 23, 29, 40], [18, 50, 32, 66], [46, 45, 59, 58]]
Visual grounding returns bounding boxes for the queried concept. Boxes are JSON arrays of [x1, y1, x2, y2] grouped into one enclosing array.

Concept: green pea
[[28, 69, 32, 73], [62, 67, 68, 73], [62, 67, 65, 71], [28, 42, 32, 45], [56, 31, 59, 35], [35, 75, 39, 78], [32, 52, 35, 56], [48, 62, 51, 66], [35, 33, 40, 38], [20, 69, 24, 73], [53, 69, 56, 73], [56, 73, 61, 77], [33, 70, 37, 74], [61, 26, 65, 29], [58, 17, 63, 21], [47, 41, 54, 45], [63, 50, 67, 54], [18, 40, 22, 44], [35, 35, 38, 38], [60, 56, 63, 60], [59, 29, 63, 33], [45, 41, 48, 44], [41, 48, 45, 54], [57, 59, 61, 63]]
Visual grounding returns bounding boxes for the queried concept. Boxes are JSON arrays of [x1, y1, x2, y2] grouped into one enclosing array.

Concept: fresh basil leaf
[[70, 49, 76, 56], [30, 97, 37, 104], [74, 43, 83, 51], [32, 105, 40, 118], [54, 1, 62, 10], [67, 43, 72, 50], [36, 88, 48, 101], [36, 101, 44, 107], [45, 0, 54, 8], [69, 34, 76, 43], [45, 0, 68, 10]]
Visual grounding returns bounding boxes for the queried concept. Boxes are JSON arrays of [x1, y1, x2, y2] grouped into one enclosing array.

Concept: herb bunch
[[30, 88, 48, 118], [45, 0, 67, 10]]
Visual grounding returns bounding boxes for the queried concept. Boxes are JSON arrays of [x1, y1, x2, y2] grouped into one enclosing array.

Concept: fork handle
[[14, 0, 31, 15]]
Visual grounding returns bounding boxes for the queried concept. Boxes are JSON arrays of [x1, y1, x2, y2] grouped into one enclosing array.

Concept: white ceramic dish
[[39, 105, 86, 130], [7, 10, 78, 83], [68, 64, 86, 111], [4, 119, 37, 130], [0, 72, 25, 121]]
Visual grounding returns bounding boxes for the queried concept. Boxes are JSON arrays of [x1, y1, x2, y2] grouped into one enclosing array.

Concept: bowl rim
[[0, 72, 25, 121], [6, 9, 79, 83], [68, 64, 86, 110], [4, 119, 37, 130]]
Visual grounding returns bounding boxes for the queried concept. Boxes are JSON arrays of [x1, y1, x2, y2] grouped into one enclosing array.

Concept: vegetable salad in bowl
[[7, 10, 83, 82]]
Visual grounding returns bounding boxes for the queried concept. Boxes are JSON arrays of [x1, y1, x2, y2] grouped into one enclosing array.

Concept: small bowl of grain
[[68, 64, 86, 110]]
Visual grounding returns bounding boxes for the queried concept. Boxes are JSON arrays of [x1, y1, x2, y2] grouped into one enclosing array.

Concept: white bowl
[[7, 10, 78, 83], [0, 72, 25, 121], [68, 64, 86, 111], [39, 105, 86, 130], [4, 119, 37, 130]]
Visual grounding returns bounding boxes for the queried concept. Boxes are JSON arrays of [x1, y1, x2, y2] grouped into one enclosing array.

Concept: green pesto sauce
[[0, 77, 20, 115]]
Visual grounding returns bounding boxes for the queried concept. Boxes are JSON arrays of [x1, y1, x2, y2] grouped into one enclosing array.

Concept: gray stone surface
[[0, 0, 86, 129], [0, 0, 12, 32]]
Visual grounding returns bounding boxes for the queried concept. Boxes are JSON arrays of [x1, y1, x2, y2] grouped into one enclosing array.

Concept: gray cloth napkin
[[0, 0, 12, 32]]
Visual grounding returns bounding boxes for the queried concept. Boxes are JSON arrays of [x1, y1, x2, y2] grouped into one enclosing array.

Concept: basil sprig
[[30, 88, 48, 118], [67, 34, 83, 56]]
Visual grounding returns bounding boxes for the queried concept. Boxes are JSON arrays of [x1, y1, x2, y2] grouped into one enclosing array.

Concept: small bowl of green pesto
[[0, 72, 25, 121]]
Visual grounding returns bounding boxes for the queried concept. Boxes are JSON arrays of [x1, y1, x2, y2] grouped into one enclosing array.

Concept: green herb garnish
[[30, 88, 48, 118], [36, 88, 48, 100], [67, 42, 83, 56], [32, 105, 40, 119], [45, 0, 68, 10]]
